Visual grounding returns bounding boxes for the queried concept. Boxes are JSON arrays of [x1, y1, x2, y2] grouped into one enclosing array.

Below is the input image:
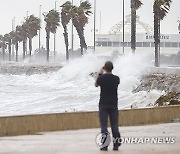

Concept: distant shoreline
[[0, 61, 62, 75]]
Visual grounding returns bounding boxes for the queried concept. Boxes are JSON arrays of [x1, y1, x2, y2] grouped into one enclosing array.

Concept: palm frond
[[134, 0, 143, 10], [44, 9, 60, 34]]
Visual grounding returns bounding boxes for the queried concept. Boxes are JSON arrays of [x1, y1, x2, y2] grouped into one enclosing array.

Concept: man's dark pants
[[99, 105, 121, 147]]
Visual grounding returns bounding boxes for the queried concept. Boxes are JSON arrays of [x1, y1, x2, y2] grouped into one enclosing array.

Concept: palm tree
[[153, 0, 172, 67], [71, 1, 92, 56], [131, 0, 143, 54], [0, 35, 7, 61], [10, 31, 17, 61], [44, 9, 60, 62], [0, 35, 3, 59], [18, 23, 28, 60], [3, 33, 12, 61], [0, 35, 3, 46], [25, 15, 41, 58], [61, 1, 72, 61], [9, 31, 18, 61], [0, 35, 2, 40], [12, 26, 23, 62]]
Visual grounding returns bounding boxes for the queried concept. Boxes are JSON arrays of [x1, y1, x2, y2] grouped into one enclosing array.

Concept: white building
[[95, 15, 180, 55]]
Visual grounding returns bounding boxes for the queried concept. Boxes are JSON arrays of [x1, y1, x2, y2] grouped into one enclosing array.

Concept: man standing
[[95, 61, 121, 151]]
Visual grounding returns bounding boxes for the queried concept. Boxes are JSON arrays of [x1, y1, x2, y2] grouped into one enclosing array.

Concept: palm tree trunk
[[8, 40, 11, 61], [46, 30, 50, 62], [73, 20, 87, 56], [23, 40, 26, 60], [81, 29, 87, 54], [154, 3, 160, 67], [78, 29, 87, 56], [63, 25, 69, 61], [25, 38, 28, 55], [12, 44, 15, 61], [2, 43, 5, 61], [131, 0, 136, 54], [2, 48, 5, 61], [29, 37, 32, 57], [15, 42, 18, 62], [80, 42, 83, 56]]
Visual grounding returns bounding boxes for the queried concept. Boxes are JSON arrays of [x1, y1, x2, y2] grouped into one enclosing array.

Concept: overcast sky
[[0, 0, 180, 53]]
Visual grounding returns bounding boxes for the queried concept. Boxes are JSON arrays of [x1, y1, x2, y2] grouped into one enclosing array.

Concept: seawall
[[0, 105, 180, 137]]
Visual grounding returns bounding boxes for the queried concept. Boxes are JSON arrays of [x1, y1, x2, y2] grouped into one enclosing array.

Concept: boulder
[[155, 92, 180, 106]]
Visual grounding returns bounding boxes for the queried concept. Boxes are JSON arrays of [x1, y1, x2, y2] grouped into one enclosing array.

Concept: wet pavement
[[0, 123, 180, 154]]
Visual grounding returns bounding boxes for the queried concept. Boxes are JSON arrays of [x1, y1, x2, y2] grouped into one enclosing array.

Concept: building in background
[[96, 15, 180, 55]]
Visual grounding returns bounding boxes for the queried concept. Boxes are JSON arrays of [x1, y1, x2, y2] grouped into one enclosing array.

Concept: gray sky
[[0, 0, 180, 53]]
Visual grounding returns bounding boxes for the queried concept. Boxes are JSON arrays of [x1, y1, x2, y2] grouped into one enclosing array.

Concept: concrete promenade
[[0, 123, 180, 154]]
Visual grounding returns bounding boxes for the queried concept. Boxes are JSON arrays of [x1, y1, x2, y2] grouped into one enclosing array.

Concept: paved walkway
[[0, 123, 180, 154]]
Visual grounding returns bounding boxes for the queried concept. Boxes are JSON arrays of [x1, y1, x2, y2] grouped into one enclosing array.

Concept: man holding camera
[[95, 61, 121, 151]]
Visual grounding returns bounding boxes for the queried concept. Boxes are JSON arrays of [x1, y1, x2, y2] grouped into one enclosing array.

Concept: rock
[[133, 74, 180, 93], [133, 73, 180, 107], [155, 92, 180, 106]]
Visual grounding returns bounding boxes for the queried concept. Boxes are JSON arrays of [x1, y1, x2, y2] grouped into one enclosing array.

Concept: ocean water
[[0, 52, 162, 116]]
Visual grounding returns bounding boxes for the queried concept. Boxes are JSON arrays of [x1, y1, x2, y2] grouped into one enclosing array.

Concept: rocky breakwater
[[133, 73, 180, 106], [0, 62, 62, 75]]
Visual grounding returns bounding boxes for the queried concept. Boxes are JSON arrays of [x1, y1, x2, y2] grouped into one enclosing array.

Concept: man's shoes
[[113, 146, 119, 151], [100, 147, 108, 151]]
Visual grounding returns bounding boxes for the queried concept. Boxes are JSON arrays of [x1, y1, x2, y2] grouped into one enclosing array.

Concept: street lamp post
[[99, 11, 101, 34], [178, 17, 180, 34], [71, 0, 74, 53], [122, 0, 125, 54], [12, 17, 15, 31], [27, 11, 29, 18], [42, 12, 49, 62], [12, 17, 15, 61], [54, 1, 57, 61], [26, 11, 29, 55], [39, 5, 42, 53], [94, 0, 96, 52]]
